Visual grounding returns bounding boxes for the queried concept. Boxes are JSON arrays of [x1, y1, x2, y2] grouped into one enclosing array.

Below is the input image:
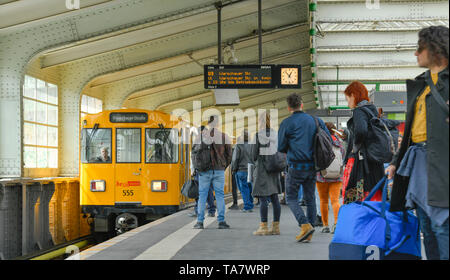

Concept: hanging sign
[[204, 64, 301, 89]]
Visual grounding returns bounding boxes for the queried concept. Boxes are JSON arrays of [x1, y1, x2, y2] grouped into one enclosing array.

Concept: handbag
[[343, 154, 365, 204], [329, 176, 422, 260], [181, 178, 199, 199]]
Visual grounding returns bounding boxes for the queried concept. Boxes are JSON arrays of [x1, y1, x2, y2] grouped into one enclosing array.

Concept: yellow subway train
[[80, 109, 194, 239]]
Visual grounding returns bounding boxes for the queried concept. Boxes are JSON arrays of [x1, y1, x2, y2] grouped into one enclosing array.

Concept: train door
[[114, 128, 143, 206]]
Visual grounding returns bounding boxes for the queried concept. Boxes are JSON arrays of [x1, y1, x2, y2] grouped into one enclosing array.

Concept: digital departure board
[[205, 65, 274, 89], [204, 64, 301, 89]]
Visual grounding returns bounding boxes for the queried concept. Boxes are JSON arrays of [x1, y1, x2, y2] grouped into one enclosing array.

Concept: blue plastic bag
[[329, 176, 421, 260]]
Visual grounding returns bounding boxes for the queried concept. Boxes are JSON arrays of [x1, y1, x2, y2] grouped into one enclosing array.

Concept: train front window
[[116, 128, 141, 163], [81, 128, 112, 163], [146, 128, 178, 163]]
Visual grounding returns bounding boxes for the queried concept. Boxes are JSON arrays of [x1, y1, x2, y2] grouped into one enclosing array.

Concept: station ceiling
[[2, 0, 314, 128], [3, 0, 448, 124]]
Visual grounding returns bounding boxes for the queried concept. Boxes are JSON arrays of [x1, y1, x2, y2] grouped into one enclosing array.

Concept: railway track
[[15, 235, 95, 260]]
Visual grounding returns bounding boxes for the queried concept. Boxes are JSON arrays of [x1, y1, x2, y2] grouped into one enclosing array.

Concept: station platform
[[69, 199, 334, 260]]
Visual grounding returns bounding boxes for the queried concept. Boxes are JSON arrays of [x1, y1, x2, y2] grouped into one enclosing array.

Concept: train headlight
[[90, 180, 106, 192], [151, 180, 167, 192]]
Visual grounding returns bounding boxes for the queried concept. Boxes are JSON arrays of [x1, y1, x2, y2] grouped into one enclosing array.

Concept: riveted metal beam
[[0, 0, 112, 30], [318, 66, 424, 81], [88, 23, 310, 89], [317, 0, 449, 22], [40, 0, 300, 68]]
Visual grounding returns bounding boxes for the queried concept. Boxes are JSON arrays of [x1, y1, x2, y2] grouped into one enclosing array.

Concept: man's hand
[[385, 165, 396, 180]]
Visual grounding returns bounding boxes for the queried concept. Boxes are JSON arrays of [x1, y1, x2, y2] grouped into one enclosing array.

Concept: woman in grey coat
[[251, 112, 282, 236]]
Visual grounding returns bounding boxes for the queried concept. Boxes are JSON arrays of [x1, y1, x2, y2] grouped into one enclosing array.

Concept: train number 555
[[123, 190, 134, 196]]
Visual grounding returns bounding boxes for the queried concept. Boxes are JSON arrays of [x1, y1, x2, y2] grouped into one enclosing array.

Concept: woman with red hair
[[341, 81, 384, 203]]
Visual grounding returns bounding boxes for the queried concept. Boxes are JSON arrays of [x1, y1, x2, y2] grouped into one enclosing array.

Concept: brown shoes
[[253, 222, 270, 235], [296, 223, 315, 242], [270, 221, 280, 235]]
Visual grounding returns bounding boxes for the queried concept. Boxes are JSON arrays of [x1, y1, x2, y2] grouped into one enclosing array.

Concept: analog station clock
[[280, 67, 299, 85]]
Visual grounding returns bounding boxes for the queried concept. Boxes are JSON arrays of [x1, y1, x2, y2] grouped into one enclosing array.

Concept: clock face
[[281, 68, 298, 85]]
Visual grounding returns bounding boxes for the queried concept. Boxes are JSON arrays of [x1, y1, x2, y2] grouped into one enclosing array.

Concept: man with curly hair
[[386, 26, 449, 260]]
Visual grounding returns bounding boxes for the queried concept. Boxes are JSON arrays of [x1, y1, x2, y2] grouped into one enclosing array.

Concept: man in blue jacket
[[278, 93, 331, 242]]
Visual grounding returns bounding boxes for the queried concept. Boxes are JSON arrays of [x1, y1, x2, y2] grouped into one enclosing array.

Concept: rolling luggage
[[329, 176, 421, 260]]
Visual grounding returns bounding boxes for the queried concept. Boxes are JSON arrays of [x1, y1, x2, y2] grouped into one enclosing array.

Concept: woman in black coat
[[342, 81, 385, 204], [386, 26, 449, 260]]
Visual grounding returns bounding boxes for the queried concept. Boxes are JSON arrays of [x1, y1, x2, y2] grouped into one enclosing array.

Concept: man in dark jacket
[[231, 129, 254, 212], [193, 115, 233, 230], [278, 93, 331, 242], [386, 26, 449, 260]]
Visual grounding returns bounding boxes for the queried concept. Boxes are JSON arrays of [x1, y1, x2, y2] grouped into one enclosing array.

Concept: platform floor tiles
[[70, 198, 337, 260]]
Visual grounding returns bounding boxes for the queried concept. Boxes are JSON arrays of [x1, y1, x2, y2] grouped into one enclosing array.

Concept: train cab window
[[145, 128, 179, 163], [116, 128, 141, 163], [81, 128, 112, 163]]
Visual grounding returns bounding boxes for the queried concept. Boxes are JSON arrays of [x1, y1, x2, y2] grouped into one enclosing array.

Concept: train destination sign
[[110, 112, 148, 123], [204, 64, 301, 89]]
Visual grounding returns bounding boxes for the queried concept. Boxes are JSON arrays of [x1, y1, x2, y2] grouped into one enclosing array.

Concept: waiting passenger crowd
[[188, 26, 449, 260]]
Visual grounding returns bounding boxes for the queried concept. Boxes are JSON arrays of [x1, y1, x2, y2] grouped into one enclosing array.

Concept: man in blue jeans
[[278, 93, 331, 242], [189, 125, 216, 217], [193, 115, 232, 229], [231, 129, 254, 212]]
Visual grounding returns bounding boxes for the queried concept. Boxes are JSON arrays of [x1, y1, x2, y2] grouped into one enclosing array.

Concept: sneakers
[[299, 199, 306, 206], [321, 226, 330, 233], [296, 223, 315, 242], [241, 209, 253, 213], [193, 222, 204, 229], [253, 222, 270, 235], [218, 221, 230, 229], [208, 212, 215, 217], [228, 204, 239, 210], [331, 224, 336, 234]]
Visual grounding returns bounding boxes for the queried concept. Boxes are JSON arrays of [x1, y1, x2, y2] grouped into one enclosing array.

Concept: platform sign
[[204, 64, 301, 89]]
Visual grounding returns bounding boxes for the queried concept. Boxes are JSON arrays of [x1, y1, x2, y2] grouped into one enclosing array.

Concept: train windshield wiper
[[86, 123, 99, 162], [158, 123, 173, 162]]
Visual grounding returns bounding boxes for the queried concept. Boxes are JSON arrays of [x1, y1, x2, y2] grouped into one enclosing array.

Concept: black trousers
[[231, 172, 238, 204]]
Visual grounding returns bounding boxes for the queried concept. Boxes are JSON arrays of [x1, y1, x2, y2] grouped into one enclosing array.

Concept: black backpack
[[360, 107, 395, 163], [191, 130, 213, 173], [313, 116, 335, 171], [192, 142, 212, 172]]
